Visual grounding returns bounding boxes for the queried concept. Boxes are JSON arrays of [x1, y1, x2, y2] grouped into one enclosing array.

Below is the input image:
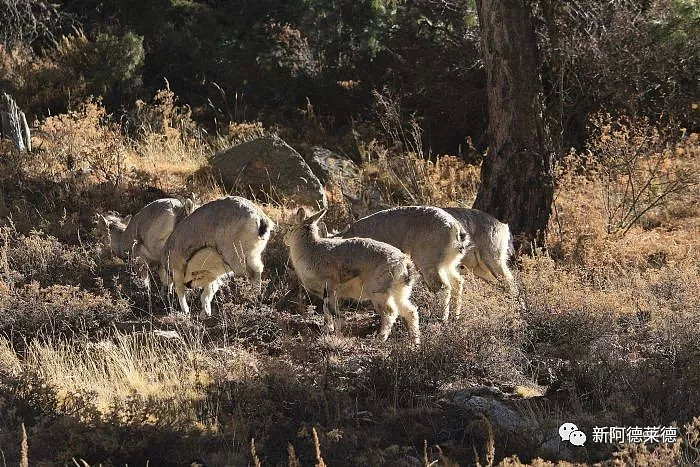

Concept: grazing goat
[[96, 196, 196, 289], [441, 207, 517, 294], [286, 208, 421, 344], [340, 206, 470, 321], [162, 196, 273, 316], [181, 247, 233, 316]]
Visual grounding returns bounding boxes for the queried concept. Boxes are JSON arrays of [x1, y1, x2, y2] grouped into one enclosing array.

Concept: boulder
[[303, 146, 360, 185], [452, 392, 527, 433], [211, 135, 326, 207], [450, 388, 582, 462]]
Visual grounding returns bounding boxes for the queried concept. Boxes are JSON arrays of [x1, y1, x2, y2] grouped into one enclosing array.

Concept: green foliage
[[382, 0, 485, 155], [0, 29, 143, 116], [654, 0, 700, 47], [2, 0, 696, 154], [539, 0, 699, 150], [91, 31, 144, 99]]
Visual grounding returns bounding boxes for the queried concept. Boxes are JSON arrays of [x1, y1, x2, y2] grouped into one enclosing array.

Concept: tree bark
[[473, 0, 554, 250], [1, 92, 31, 152]]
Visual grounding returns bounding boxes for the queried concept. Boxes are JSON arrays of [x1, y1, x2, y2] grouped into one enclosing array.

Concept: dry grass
[[18, 334, 256, 417], [359, 142, 481, 207]]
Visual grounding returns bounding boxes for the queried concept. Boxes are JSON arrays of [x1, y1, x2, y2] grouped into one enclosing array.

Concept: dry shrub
[[2, 227, 99, 287], [22, 30, 92, 113], [0, 94, 208, 242], [427, 155, 481, 205], [547, 0, 699, 142], [35, 98, 127, 183], [498, 417, 700, 466], [613, 417, 700, 466], [520, 254, 630, 359], [520, 250, 700, 426], [550, 119, 698, 272], [131, 86, 197, 140], [1, 29, 144, 118], [0, 44, 32, 95], [587, 114, 697, 235], [205, 363, 333, 466], [127, 86, 209, 188], [363, 88, 481, 207], [360, 307, 525, 410], [259, 22, 318, 78], [458, 280, 527, 380], [211, 121, 266, 152], [0, 282, 129, 347], [1, 31, 86, 114], [218, 300, 283, 349], [359, 141, 480, 207]]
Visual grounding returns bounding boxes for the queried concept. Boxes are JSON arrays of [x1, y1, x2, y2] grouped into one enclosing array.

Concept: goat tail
[[258, 217, 271, 238], [500, 222, 514, 259], [451, 221, 472, 255], [402, 256, 419, 287]]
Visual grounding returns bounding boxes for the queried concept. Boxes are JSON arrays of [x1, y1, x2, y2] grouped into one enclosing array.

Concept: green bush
[[91, 31, 144, 102]]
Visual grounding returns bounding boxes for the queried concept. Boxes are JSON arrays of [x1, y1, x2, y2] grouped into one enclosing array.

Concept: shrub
[[541, 0, 700, 148], [586, 115, 697, 234], [1, 29, 143, 117], [520, 251, 700, 428], [360, 145, 480, 207], [359, 304, 525, 410], [0, 282, 129, 347], [3, 227, 99, 287], [91, 31, 144, 102], [130, 86, 196, 141], [37, 98, 127, 184], [0, 0, 69, 49]]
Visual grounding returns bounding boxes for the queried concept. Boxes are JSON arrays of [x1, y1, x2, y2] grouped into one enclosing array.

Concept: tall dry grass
[[19, 334, 255, 417]]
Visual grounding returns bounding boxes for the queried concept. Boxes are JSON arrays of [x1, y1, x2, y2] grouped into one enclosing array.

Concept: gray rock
[[211, 135, 327, 207], [452, 389, 583, 462], [537, 433, 576, 461], [304, 146, 360, 185], [452, 392, 527, 433], [467, 385, 507, 399]]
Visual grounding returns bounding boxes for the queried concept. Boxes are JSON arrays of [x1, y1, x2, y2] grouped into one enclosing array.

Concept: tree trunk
[[473, 0, 554, 250], [1, 92, 31, 152]]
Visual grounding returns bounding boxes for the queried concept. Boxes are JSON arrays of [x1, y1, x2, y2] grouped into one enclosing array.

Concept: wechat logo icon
[[559, 422, 587, 446]]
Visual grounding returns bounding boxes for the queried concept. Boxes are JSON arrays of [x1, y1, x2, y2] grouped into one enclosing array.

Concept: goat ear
[[307, 209, 327, 225], [123, 214, 133, 225], [184, 198, 195, 214], [296, 207, 307, 223], [317, 220, 328, 237], [342, 192, 360, 203], [95, 213, 109, 227]]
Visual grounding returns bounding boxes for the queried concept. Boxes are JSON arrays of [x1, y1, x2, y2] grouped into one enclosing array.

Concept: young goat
[[286, 208, 421, 344], [441, 207, 517, 295], [340, 206, 471, 321], [96, 196, 196, 289], [162, 196, 273, 316], [180, 247, 233, 316]]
